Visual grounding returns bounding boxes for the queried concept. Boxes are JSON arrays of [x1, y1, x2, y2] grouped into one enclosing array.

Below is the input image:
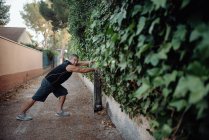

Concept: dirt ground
[[0, 74, 123, 140]]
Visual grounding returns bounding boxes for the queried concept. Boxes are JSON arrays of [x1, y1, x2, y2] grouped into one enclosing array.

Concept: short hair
[[69, 54, 79, 59]]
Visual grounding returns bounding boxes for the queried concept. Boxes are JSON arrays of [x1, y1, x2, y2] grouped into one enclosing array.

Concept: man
[[16, 54, 96, 121]]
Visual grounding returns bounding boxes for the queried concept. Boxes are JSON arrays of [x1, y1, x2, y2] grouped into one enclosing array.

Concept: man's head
[[69, 54, 79, 65]]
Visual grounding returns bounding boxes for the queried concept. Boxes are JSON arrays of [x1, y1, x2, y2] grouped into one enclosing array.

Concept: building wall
[[17, 31, 32, 45], [0, 36, 45, 93]]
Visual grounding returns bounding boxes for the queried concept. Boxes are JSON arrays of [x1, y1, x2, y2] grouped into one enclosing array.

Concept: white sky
[[5, 0, 34, 28]]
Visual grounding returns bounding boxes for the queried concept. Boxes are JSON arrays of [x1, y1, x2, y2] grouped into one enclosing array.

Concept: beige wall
[[18, 31, 32, 44], [0, 36, 47, 93], [0, 36, 42, 76]]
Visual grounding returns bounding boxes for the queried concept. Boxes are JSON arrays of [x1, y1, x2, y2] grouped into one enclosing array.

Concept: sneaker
[[16, 114, 33, 121], [55, 110, 70, 117]]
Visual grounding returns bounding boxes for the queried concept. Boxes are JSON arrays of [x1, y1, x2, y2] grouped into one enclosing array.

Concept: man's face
[[71, 57, 78, 65]]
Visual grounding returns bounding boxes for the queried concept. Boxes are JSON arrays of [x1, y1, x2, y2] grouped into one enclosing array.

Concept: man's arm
[[76, 61, 90, 66], [66, 65, 95, 73]]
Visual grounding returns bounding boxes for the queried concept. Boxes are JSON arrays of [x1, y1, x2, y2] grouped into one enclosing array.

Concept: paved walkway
[[0, 74, 123, 140]]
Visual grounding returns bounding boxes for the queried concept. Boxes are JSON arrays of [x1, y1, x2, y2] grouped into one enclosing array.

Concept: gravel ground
[[0, 73, 123, 140]]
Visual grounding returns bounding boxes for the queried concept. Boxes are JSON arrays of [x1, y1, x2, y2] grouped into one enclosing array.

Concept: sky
[[5, 0, 33, 28]]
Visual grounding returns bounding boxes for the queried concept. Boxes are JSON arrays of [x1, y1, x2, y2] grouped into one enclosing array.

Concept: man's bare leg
[[56, 95, 66, 113], [56, 95, 70, 116], [16, 98, 36, 121], [20, 98, 36, 114]]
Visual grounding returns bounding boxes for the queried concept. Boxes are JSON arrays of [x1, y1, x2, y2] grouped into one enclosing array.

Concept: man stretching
[[16, 54, 95, 121]]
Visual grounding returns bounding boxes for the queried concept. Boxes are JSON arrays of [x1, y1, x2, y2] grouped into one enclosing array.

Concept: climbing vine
[[68, 0, 209, 139]]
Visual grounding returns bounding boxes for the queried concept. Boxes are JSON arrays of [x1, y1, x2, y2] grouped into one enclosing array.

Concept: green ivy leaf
[[189, 29, 201, 42], [151, 0, 167, 9], [143, 99, 151, 113], [151, 100, 159, 112], [128, 34, 135, 45], [137, 35, 146, 47], [110, 60, 116, 72], [136, 17, 146, 35], [153, 76, 164, 87], [162, 88, 171, 98], [181, 0, 190, 9], [111, 33, 119, 43], [147, 68, 161, 76], [169, 99, 187, 111], [171, 25, 187, 50], [117, 6, 127, 26], [188, 76, 206, 104], [141, 1, 155, 15], [90, 20, 97, 29], [133, 82, 150, 99], [136, 44, 151, 58], [118, 62, 127, 70], [145, 52, 159, 66], [187, 61, 209, 76], [162, 124, 172, 137], [149, 18, 160, 34], [120, 28, 129, 43], [92, 36, 99, 43], [150, 119, 160, 129], [157, 43, 172, 60], [132, 5, 142, 17], [111, 86, 116, 92], [196, 100, 208, 119], [171, 38, 181, 50], [174, 75, 207, 104], [164, 24, 171, 41], [163, 70, 178, 87], [125, 72, 137, 81]]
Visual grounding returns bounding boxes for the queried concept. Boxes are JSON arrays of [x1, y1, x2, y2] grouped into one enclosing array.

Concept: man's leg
[[20, 98, 36, 114], [55, 95, 70, 117], [16, 78, 52, 121], [56, 95, 66, 113], [53, 85, 69, 116], [16, 98, 36, 121]]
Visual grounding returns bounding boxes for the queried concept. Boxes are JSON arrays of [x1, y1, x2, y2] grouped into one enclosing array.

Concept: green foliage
[[39, 0, 69, 31], [44, 49, 57, 60], [21, 2, 45, 32], [22, 43, 38, 49], [67, 0, 99, 43], [68, 0, 209, 139], [0, 0, 10, 25]]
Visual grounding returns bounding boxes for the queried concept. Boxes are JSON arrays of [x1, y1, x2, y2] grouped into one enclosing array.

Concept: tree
[[0, 0, 10, 25], [20, 2, 53, 48], [39, 0, 69, 31], [39, 0, 70, 63]]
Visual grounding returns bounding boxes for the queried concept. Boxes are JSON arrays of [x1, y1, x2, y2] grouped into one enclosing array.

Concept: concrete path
[[0, 74, 123, 140]]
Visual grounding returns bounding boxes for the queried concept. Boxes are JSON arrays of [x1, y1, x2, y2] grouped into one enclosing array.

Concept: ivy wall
[[68, 0, 209, 139]]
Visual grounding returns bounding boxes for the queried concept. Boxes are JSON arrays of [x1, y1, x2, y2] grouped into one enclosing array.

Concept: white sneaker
[[16, 114, 33, 121], [55, 110, 70, 117]]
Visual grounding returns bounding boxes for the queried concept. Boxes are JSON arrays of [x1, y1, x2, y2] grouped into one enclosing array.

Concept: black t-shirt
[[45, 60, 72, 86]]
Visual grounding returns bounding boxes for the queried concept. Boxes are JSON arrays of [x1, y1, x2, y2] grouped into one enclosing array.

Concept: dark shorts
[[32, 78, 68, 102]]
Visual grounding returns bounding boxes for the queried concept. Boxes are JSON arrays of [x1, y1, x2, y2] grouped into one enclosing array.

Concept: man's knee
[[29, 98, 37, 103]]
